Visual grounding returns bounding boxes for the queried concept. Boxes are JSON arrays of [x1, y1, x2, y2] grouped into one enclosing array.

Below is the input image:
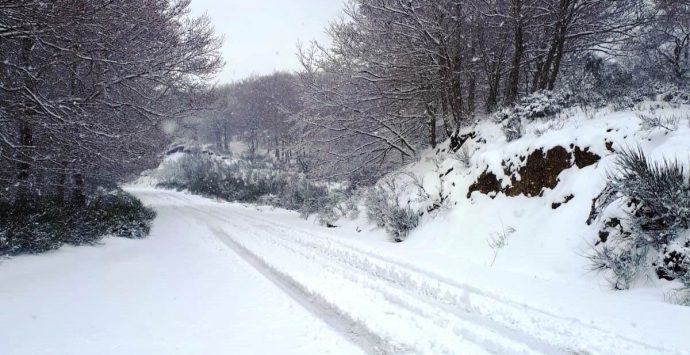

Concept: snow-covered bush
[[590, 147, 690, 290], [455, 145, 473, 169], [312, 189, 361, 227], [588, 239, 647, 290], [365, 179, 420, 242], [493, 91, 566, 141], [517, 91, 565, 120], [655, 83, 690, 105], [639, 113, 681, 132], [494, 91, 565, 123], [76, 190, 156, 240], [387, 205, 420, 242], [0, 189, 155, 256], [503, 114, 523, 142], [680, 271, 690, 306], [157, 151, 352, 226]]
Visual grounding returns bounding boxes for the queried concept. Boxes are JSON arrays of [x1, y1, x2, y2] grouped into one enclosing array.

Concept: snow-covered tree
[[0, 0, 222, 204]]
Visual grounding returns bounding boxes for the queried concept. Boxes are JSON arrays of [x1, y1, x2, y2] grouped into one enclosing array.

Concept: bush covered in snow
[[365, 178, 421, 242], [655, 83, 690, 105], [493, 91, 566, 141], [590, 147, 690, 293], [678, 272, 690, 306], [156, 151, 349, 225], [0, 189, 156, 256], [562, 68, 690, 110], [638, 113, 682, 132], [494, 91, 565, 123]]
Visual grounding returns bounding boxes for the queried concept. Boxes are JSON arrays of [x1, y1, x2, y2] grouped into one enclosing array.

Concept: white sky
[[189, 0, 345, 83]]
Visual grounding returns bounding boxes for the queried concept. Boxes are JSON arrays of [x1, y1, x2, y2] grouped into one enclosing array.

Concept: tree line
[[185, 0, 689, 184], [0, 0, 222, 206]]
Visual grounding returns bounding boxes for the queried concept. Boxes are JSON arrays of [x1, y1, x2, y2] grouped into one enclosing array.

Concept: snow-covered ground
[[2, 104, 690, 354], [3, 186, 685, 354], [0, 189, 363, 355]]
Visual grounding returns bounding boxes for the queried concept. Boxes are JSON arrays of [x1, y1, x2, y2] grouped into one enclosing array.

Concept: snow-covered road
[[1, 188, 686, 355], [0, 189, 362, 355], [133, 189, 680, 355]]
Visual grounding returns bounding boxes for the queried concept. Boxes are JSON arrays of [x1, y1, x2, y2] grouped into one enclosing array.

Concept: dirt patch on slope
[[468, 145, 600, 198]]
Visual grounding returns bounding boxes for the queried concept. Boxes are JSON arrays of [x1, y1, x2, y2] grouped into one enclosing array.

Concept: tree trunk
[[15, 122, 33, 203], [15, 38, 35, 204], [505, 1, 524, 104], [467, 26, 478, 116], [451, 55, 464, 124], [55, 163, 67, 206], [486, 64, 502, 112], [426, 103, 437, 148], [222, 120, 229, 151], [547, 35, 566, 90], [467, 75, 476, 116], [536, 0, 571, 91], [531, 44, 546, 92], [72, 173, 86, 207], [536, 40, 557, 91]]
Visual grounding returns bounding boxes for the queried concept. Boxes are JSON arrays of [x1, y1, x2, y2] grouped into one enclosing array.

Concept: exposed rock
[[468, 145, 601, 198], [504, 146, 571, 197], [467, 170, 502, 198], [552, 194, 575, 209], [449, 131, 477, 152], [598, 230, 609, 244], [573, 146, 600, 168], [605, 140, 615, 153]]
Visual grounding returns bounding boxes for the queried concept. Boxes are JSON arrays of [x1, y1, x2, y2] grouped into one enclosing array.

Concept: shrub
[[78, 190, 156, 240], [610, 148, 690, 247], [590, 147, 690, 290], [456, 145, 473, 169], [656, 82, 690, 105], [493, 91, 566, 142], [0, 189, 156, 257], [503, 114, 523, 142], [680, 271, 690, 306], [387, 205, 420, 242], [157, 152, 348, 226], [517, 91, 564, 120], [365, 179, 420, 242], [494, 91, 565, 123], [588, 240, 647, 290], [488, 224, 516, 267], [638, 113, 681, 132]]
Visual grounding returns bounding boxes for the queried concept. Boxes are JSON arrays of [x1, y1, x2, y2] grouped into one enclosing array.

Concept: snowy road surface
[[1, 188, 687, 354]]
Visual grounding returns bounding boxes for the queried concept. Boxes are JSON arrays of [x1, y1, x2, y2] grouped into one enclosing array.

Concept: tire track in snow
[[137, 190, 390, 354], [220, 207, 677, 355], [205, 225, 393, 355], [184, 204, 558, 354], [147, 190, 679, 355], [231, 224, 560, 354]]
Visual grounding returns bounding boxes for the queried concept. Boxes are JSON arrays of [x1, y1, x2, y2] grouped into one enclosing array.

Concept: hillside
[[341, 100, 690, 303]]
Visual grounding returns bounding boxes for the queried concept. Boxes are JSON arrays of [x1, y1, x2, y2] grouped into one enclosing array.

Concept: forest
[[0, 0, 222, 253], [192, 0, 688, 182], [2, 1, 690, 353]]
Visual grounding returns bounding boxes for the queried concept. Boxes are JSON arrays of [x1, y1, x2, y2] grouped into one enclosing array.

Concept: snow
[[2, 103, 690, 354], [0, 189, 363, 355], [400, 103, 690, 289], [126, 187, 690, 354], [2, 183, 690, 353]]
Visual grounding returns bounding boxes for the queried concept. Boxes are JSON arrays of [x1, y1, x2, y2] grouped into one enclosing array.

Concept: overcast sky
[[189, 0, 345, 83]]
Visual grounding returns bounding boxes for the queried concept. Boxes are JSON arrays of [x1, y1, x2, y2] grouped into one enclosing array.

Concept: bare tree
[[0, 0, 223, 204]]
